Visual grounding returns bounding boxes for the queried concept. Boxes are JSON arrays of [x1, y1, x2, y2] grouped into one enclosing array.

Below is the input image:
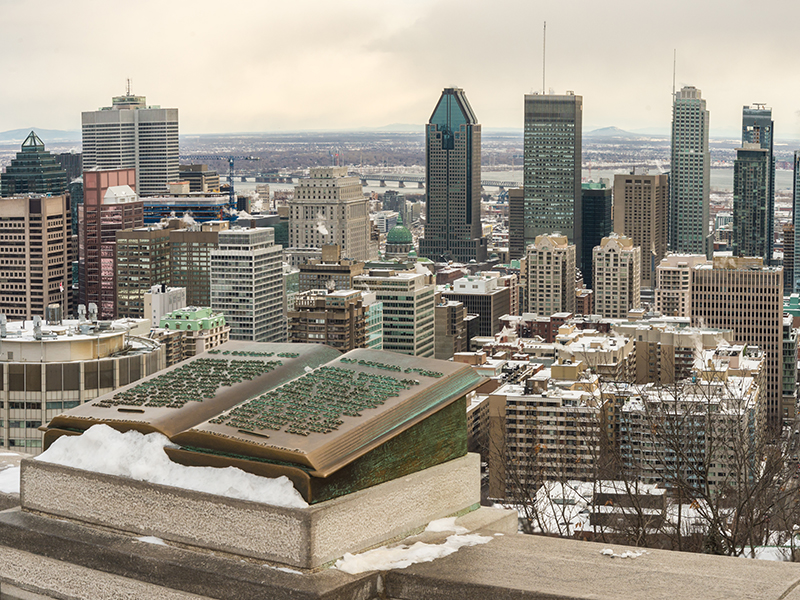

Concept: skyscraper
[[732, 144, 770, 261], [289, 167, 371, 261], [0, 195, 72, 319], [523, 92, 583, 259], [593, 235, 641, 319], [419, 87, 487, 263], [581, 181, 613, 289], [613, 171, 669, 289], [0, 131, 68, 197], [519, 233, 576, 316], [82, 89, 179, 197], [669, 86, 710, 257], [742, 105, 775, 262], [794, 151, 800, 292], [210, 227, 285, 342]]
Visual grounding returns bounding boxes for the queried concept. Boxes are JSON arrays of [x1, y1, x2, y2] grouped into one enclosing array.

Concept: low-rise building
[[159, 306, 230, 359]]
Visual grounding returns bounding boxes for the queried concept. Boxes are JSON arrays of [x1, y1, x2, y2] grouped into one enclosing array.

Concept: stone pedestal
[[21, 453, 482, 569]]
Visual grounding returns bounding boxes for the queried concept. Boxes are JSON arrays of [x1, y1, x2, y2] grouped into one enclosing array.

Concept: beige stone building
[[520, 234, 576, 317], [288, 289, 366, 351], [0, 195, 72, 320], [592, 235, 641, 319], [654, 254, 710, 318], [289, 167, 372, 261], [613, 172, 668, 289], [690, 256, 785, 422]]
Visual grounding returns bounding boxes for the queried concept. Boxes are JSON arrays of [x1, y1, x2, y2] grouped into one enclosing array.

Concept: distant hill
[[585, 126, 668, 141], [0, 128, 81, 143]]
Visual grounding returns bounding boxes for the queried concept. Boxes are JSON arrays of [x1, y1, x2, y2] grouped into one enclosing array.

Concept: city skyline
[[3, 1, 800, 138]]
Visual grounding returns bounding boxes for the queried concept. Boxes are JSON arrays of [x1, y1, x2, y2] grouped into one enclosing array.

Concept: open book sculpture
[[43, 342, 482, 503]]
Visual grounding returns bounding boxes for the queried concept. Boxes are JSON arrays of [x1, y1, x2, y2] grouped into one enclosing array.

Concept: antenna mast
[[126, 78, 132, 96], [672, 50, 676, 97], [542, 22, 547, 94]]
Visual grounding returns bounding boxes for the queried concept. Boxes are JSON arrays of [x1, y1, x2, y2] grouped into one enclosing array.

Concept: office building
[[0, 195, 72, 319], [82, 89, 179, 197], [742, 105, 775, 262], [297, 245, 364, 292], [784, 224, 795, 296], [690, 256, 784, 422], [654, 254, 709, 318], [115, 226, 171, 318], [508, 188, 525, 259], [613, 172, 668, 288], [288, 289, 366, 351], [143, 195, 229, 224], [669, 86, 710, 256], [519, 234, 576, 316], [0, 316, 163, 454], [144, 285, 186, 327], [581, 181, 613, 288], [363, 291, 383, 350], [289, 166, 371, 261], [353, 268, 435, 356], [593, 235, 641, 319], [0, 131, 68, 197], [441, 273, 511, 337], [783, 315, 798, 419], [523, 92, 583, 258], [434, 299, 468, 360], [793, 151, 800, 292], [178, 164, 220, 193], [732, 144, 770, 261], [55, 152, 82, 181], [419, 87, 487, 263], [78, 168, 143, 319], [210, 227, 285, 342], [169, 220, 229, 308]]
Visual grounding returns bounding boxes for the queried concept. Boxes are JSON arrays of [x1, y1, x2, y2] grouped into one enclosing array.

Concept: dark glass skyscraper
[[523, 92, 583, 263], [732, 145, 769, 261], [580, 182, 612, 289], [419, 88, 486, 263], [741, 105, 775, 263], [0, 131, 68, 197], [793, 151, 800, 292]]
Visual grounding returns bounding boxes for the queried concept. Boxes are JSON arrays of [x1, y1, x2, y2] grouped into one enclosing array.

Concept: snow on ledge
[[0, 466, 20, 494], [333, 533, 493, 574], [36, 424, 308, 509]]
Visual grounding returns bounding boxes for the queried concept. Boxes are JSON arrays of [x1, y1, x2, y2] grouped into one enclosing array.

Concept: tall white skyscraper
[[211, 227, 285, 342], [289, 167, 372, 261], [669, 86, 710, 257], [82, 90, 179, 197]]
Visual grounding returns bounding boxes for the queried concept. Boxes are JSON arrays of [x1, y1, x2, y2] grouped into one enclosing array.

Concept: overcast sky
[[3, 0, 800, 139]]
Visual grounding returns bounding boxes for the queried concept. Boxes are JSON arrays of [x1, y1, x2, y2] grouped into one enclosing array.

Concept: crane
[[180, 154, 259, 210]]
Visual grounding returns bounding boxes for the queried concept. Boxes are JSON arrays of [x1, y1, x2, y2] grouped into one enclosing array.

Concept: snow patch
[[135, 536, 167, 546], [0, 466, 20, 494], [264, 565, 304, 575], [424, 517, 469, 535], [36, 424, 308, 508], [600, 548, 648, 559], [333, 533, 492, 574]]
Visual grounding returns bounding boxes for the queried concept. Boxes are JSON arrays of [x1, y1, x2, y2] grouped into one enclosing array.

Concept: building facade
[[732, 144, 770, 261], [0, 131, 68, 197], [289, 167, 371, 261], [742, 105, 775, 263], [288, 289, 366, 351], [210, 227, 285, 343], [690, 256, 784, 422], [419, 87, 487, 263], [353, 268, 435, 357], [654, 254, 709, 318], [593, 235, 641, 319], [520, 234, 576, 317], [434, 299, 468, 360], [613, 172, 668, 288], [669, 86, 710, 256], [82, 90, 179, 197], [441, 273, 511, 338], [115, 226, 171, 318], [0, 195, 72, 320], [78, 169, 142, 319], [523, 92, 583, 259], [169, 220, 228, 308], [581, 181, 613, 289], [159, 306, 230, 359]]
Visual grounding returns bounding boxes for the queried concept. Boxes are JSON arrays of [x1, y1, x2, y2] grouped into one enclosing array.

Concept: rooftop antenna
[[542, 22, 547, 95], [672, 49, 676, 97], [126, 78, 132, 96]]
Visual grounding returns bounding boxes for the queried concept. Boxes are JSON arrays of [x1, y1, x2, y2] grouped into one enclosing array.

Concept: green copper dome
[[386, 213, 413, 245]]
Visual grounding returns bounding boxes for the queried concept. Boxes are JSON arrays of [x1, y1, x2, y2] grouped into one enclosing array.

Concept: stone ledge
[[20, 453, 480, 569]]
